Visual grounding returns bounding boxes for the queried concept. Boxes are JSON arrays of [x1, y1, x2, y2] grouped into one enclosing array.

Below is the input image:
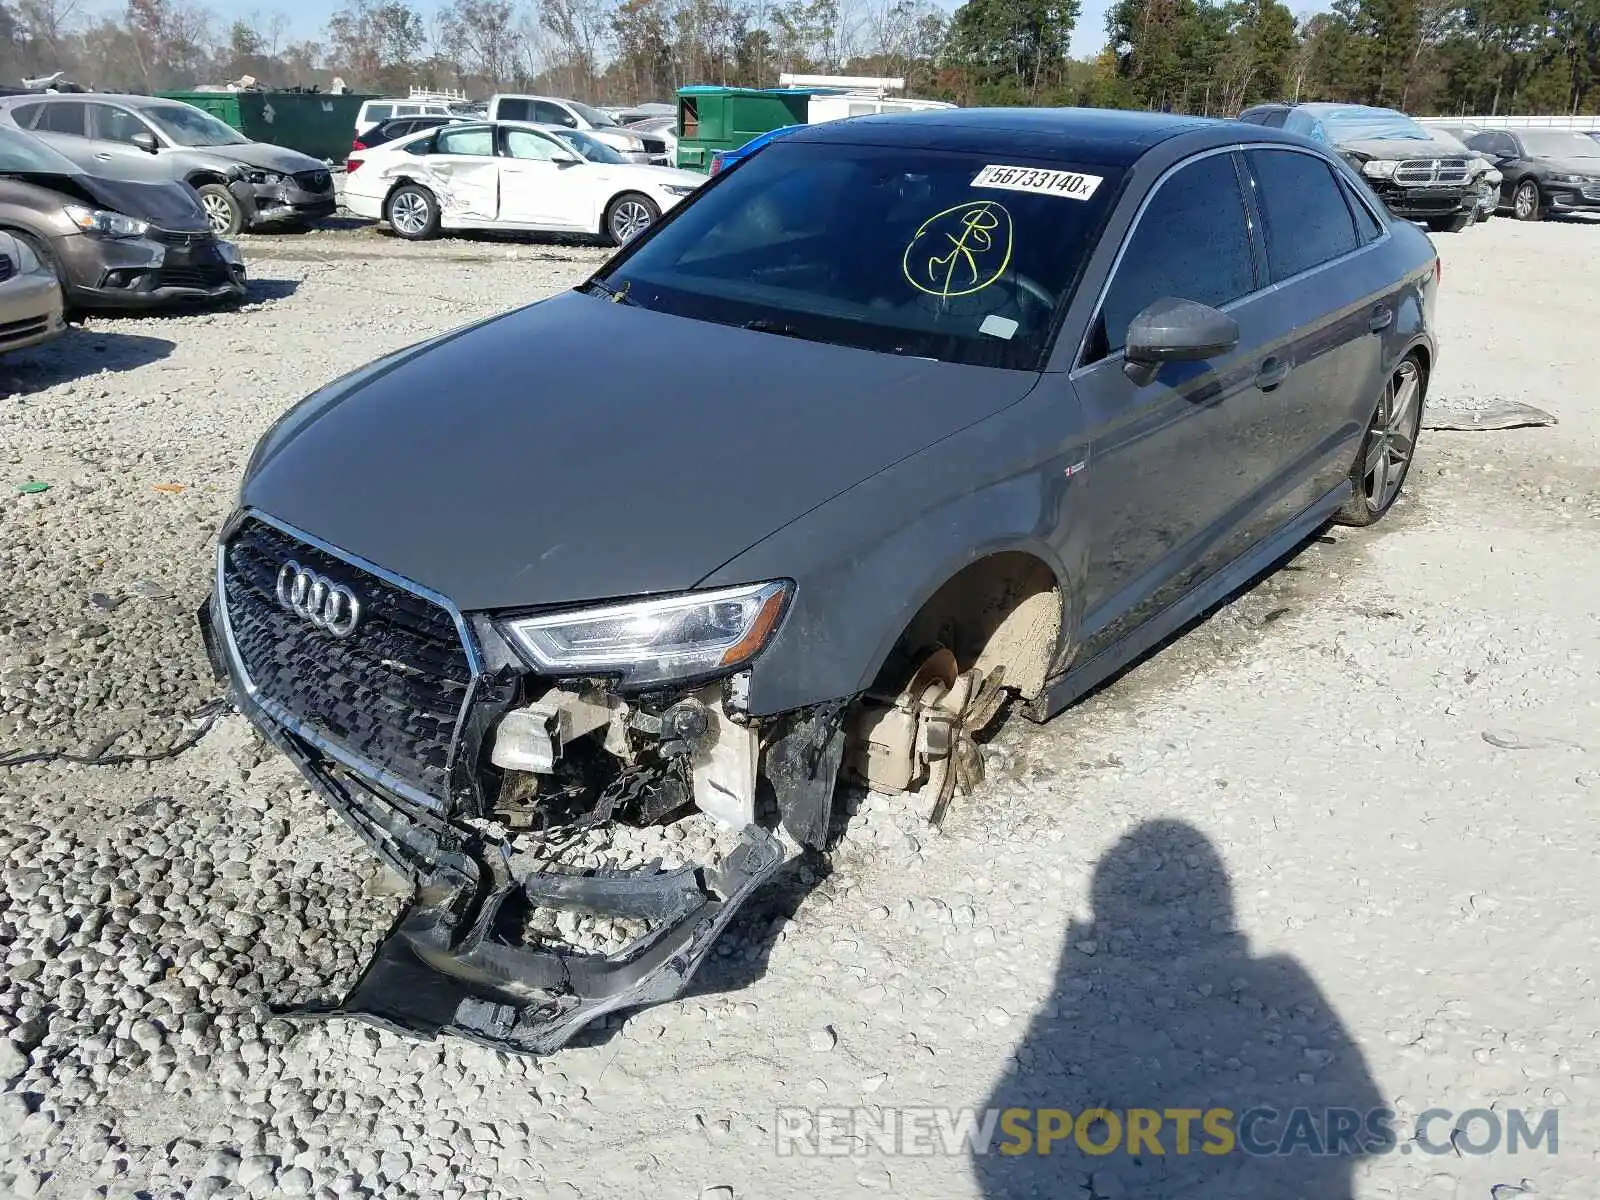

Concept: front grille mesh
[[295, 169, 333, 192], [222, 518, 472, 800], [1394, 157, 1470, 185], [157, 264, 231, 290]]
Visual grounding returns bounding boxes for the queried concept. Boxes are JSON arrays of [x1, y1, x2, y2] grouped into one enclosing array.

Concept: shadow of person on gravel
[[974, 819, 1389, 1200]]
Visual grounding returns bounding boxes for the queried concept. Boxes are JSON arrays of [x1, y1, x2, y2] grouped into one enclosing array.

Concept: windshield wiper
[[582, 278, 636, 305]]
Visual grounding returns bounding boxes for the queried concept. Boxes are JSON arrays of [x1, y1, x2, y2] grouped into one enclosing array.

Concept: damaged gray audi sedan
[[202, 108, 1438, 1053]]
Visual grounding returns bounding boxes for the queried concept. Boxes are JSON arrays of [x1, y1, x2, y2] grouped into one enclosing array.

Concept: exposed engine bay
[[206, 560, 1004, 1053]]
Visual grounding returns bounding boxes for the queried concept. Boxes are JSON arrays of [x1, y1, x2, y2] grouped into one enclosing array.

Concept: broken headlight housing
[[500, 581, 789, 687], [63, 205, 148, 239], [1360, 159, 1399, 180]]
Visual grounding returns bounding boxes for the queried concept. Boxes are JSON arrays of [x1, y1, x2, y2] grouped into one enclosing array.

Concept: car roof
[[781, 107, 1246, 167], [1295, 102, 1407, 118]]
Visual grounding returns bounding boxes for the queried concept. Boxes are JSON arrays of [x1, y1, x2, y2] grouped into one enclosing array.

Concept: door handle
[[1255, 356, 1291, 392], [1368, 306, 1394, 333]]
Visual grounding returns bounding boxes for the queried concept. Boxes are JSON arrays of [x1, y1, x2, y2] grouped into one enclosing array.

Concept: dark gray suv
[[203, 108, 1439, 1053]]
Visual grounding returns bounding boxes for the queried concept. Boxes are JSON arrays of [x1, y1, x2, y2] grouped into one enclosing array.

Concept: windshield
[[555, 129, 626, 165], [1519, 131, 1600, 158], [143, 103, 247, 147], [600, 141, 1123, 370], [1318, 109, 1435, 143], [570, 101, 617, 128], [0, 125, 77, 174]]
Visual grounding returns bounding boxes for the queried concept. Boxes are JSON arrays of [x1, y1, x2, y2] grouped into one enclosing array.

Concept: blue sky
[[210, 0, 1113, 65]]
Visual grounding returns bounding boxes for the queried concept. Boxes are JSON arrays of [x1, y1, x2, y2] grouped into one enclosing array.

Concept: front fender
[[701, 390, 1089, 717]]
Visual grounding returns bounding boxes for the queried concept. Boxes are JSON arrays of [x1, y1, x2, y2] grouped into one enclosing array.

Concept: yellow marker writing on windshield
[[902, 200, 1014, 298]]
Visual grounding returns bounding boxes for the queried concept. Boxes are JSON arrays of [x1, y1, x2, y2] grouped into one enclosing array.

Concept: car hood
[[199, 141, 327, 173], [1534, 156, 1600, 175], [1337, 137, 1470, 161], [78, 173, 211, 228], [242, 290, 1038, 612]]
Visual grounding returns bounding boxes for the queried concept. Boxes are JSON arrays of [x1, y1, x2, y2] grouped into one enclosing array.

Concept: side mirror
[[1123, 297, 1240, 386], [551, 150, 580, 166], [131, 130, 159, 154]]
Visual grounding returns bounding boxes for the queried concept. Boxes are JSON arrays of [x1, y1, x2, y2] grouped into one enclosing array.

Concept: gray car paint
[[236, 119, 1436, 720], [241, 290, 1041, 613], [1335, 136, 1472, 162], [0, 94, 326, 192]]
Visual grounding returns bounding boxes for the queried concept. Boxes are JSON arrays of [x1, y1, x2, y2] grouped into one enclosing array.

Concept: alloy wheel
[[610, 200, 653, 243], [201, 193, 235, 236], [1514, 182, 1538, 220], [390, 191, 430, 236], [1363, 360, 1422, 515]]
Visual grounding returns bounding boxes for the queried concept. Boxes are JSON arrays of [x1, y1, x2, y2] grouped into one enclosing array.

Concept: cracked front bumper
[[199, 590, 793, 1054]]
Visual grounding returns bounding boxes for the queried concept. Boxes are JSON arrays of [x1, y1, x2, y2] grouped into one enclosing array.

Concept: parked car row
[[0, 91, 336, 238], [1424, 122, 1600, 221]]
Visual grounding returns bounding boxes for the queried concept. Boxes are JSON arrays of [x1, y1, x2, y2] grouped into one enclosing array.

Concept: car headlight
[[500, 581, 790, 687], [247, 170, 284, 185], [661, 183, 698, 196], [621, 136, 644, 150], [1360, 160, 1399, 179], [63, 205, 149, 238]]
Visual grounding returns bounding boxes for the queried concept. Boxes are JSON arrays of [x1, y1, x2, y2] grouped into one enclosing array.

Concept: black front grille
[[638, 136, 665, 154], [0, 316, 48, 343], [222, 518, 473, 801], [295, 169, 333, 193], [150, 228, 214, 248], [157, 264, 231, 290]]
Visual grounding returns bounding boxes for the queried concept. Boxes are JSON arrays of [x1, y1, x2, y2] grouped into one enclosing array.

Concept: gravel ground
[[0, 218, 1596, 1200]]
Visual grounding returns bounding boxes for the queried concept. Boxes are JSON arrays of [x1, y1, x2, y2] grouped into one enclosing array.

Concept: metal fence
[[1419, 114, 1600, 131]]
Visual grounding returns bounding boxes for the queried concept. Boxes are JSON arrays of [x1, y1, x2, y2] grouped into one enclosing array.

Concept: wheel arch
[[860, 547, 1069, 703], [184, 170, 232, 190]]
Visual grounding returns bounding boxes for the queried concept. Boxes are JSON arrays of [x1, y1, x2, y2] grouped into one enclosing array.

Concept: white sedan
[[342, 120, 705, 245]]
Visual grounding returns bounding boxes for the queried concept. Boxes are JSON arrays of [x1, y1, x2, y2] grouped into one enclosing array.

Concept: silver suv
[[0, 93, 336, 236]]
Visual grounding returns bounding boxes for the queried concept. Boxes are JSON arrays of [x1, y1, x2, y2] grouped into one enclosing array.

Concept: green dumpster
[[674, 85, 838, 172], [157, 91, 379, 162]]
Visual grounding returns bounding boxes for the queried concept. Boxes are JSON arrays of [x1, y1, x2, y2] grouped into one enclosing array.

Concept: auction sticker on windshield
[[972, 165, 1103, 200]]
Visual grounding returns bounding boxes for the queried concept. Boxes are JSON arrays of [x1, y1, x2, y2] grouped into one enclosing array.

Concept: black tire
[[1335, 356, 1426, 527], [195, 183, 244, 237], [1426, 214, 1473, 233], [385, 184, 440, 240], [1512, 179, 1542, 221], [603, 192, 660, 247]]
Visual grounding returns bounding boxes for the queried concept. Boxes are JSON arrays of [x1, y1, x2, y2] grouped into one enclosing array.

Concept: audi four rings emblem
[[275, 560, 362, 638]]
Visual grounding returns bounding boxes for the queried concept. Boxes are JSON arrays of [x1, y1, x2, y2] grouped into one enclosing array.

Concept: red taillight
[[708, 154, 724, 176], [352, 137, 368, 152], [346, 155, 363, 174]]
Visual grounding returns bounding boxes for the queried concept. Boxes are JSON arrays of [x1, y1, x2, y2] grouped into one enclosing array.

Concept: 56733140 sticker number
[[971, 164, 1103, 200]]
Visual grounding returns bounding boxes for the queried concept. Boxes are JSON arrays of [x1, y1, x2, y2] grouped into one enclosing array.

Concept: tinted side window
[[534, 101, 577, 127], [10, 102, 40, 128], [1246, 149, 1360, 282], [365, 103, 394, 121], [34, 101, 87, 135], [1097, 153, 1256, 357], [496, 99, 532, 122], [1259, 109, 1289, 128], [1340, 178, 1385, 242]]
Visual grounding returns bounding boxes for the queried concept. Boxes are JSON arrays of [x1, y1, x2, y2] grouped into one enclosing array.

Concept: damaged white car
[[342, 119, 703, 245]]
